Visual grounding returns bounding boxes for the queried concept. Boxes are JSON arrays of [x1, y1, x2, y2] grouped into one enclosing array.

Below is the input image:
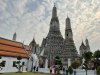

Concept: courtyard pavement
[[38, 68, 96, 75]]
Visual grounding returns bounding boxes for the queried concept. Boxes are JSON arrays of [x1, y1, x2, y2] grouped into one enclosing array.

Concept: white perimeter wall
[[0, 56, 27, 73]]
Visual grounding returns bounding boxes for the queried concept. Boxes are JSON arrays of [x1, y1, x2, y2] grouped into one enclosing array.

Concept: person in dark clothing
[[36, 67, 38, 72], [33, 66, 36, 72], [66, 69, 68, 75], [74, 70, 76, 75], [63, 67, 65, 75]]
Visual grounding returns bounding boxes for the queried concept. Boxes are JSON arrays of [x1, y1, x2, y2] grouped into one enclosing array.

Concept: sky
[[0, 0, 100, 53]]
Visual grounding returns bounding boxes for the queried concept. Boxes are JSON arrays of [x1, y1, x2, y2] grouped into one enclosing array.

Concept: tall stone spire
[[63, 16, 78, 65], [65, 16, 73, 39], [52, 3, 57, 18], [66, 16, 71, 29], [42, 4, 64, 67], [48, 4, 61, 37], [85, 38, 90, 51], [12, 32, 16, 41], [81, 40, 85, 46], [29, 37, 36, 47]]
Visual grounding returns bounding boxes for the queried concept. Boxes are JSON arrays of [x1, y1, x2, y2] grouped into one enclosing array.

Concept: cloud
[[0, 0, 100, 52]]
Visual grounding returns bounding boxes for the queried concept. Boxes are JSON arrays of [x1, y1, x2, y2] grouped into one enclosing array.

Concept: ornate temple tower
[[62, 17, 78, 65], [29, 37, 37, 54], [79, 38, 91, 57], [41, 5, 79, 67], [12, 32, 16, 41], [42, 5, 64, 66], [79, 41, 87, 57], [29, 37, 41, 55], [85, 38, 90, 52]]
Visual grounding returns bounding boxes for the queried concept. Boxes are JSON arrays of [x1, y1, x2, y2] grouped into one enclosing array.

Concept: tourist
[[54, 67, 56, 75], [36, 67, 38, 72], [74, 70, 76, 75], [66, 69, 68, 75], [50, 67, 52, 75], [33, 66, 36, 72], [63, 67, 65, 75]]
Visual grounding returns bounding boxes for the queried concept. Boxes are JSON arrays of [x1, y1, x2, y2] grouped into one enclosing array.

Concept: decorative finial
[[33, 32, 35, 39], [23, 40, 25, 44], [54, 2, 56, 7], [13, 32, 17, 41], [86, 36, 88, 40], [67, 13, 68, 18], [81, 40, 84, 45]]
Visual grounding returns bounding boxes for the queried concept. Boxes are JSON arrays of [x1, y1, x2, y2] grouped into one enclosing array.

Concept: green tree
[[83, 52, 93, 62], [83, 51, 93, 70], [68, 66, 73, 75], [71, 60, 81, 75], [54, 56, 62, 75], [96, 66, 100, 75], [17, 56, 22, 60], [93, 50, 100, 59], [71, 60, 81, 69], [93, 50, 100, 69], [55, 56, 62, 65], [16, 56, 22, 72], [82, 63, 88, 75], [0, 56, 6, 72]]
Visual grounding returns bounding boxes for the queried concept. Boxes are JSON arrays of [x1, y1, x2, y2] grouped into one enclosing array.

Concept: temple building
[[0, 35, 29, 72], [0, 33, 39, 73], [79, 38, 91, 57], [0, 4, 91, 72], [62, 17, 78, 65], [29, 37, 41, 55], [40, 5, 78, 67]]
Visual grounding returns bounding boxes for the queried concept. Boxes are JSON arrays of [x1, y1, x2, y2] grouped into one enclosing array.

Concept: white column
[[82, 58, 85, 64], [68, 58, 71, 67], [45, 59, 48, 68]]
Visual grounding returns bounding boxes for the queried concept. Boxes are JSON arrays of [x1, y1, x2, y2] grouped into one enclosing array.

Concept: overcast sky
[[0, 0, 100, 53]]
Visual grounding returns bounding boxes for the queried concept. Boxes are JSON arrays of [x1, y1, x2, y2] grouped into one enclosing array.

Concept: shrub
[[96, 66, 100, 75], [71, 60, 81, 69], [68, 66, 73, 75]]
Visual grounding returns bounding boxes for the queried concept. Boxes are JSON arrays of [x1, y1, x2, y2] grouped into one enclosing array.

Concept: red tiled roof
[[0, 37, 30, 58], [0, 51, 28, 58], [0, 38, 22, 48]]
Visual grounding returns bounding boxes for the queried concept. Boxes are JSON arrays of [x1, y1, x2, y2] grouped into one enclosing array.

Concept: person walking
[[50, 67, 52, 75], [33, 66, 36, 72], [54, 67, 56, 75], [63, 67, 65, 75], [36, 67, 38, 72]]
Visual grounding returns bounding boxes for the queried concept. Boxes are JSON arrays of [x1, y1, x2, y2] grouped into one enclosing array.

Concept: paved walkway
[[38, 68, 96, 75]]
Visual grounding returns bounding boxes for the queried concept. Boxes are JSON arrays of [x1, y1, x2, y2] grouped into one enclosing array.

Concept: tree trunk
[[86, 69, 87, 75]]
